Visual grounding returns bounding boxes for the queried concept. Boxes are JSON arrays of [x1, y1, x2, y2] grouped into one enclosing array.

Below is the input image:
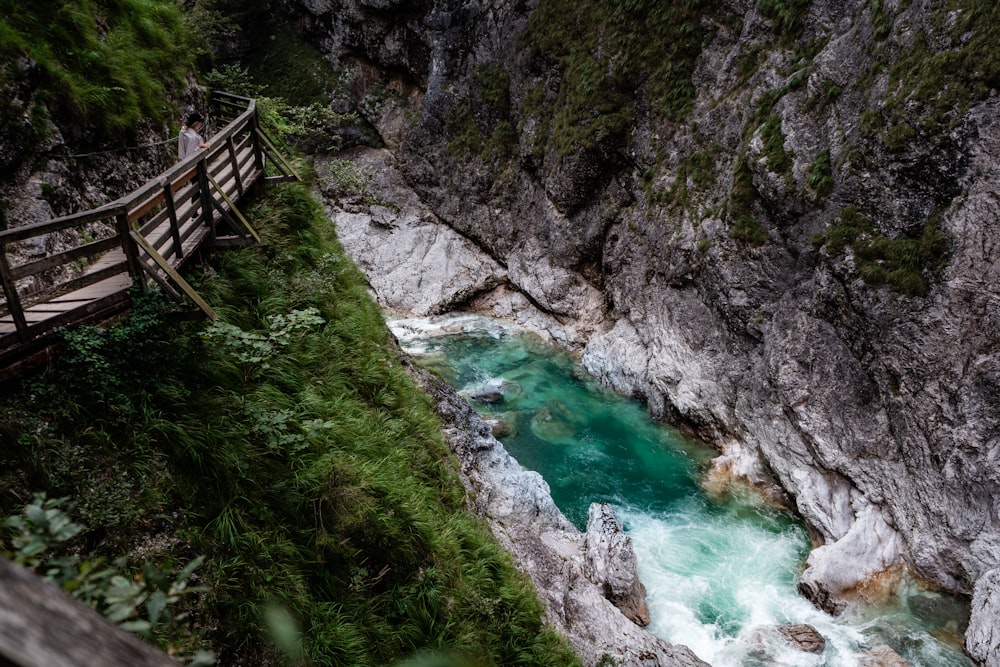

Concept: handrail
[[0, 93, 289, 367]]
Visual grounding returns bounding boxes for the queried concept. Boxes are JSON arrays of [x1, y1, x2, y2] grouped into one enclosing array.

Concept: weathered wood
[[162, 180, 184, 257], [130, 232, 216, 320], [255, 127, 301, 182], [33, 262, 129, 303], [197, 157, 215, 247], [0, 251, 28, 342], [209, 176, 261, 243], [8, 236, 120, 280], [226, 136, 244, 196], [0, 556, 177, 667], [115, 211, 144, 292], [0, 205, 120, 243]]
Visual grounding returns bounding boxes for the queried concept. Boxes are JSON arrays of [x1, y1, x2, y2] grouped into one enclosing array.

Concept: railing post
[[0, 244, 30, 342], [250, 105, 265, 175], [162, 180, 183, 259], [114, 208, 144, 293], [226, 136, 244, 197], [197, 158, 216, 246]]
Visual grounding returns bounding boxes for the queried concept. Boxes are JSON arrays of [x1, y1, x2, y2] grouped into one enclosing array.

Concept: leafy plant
[[201, 308, 325, 411], [3, 494, 213, 665]]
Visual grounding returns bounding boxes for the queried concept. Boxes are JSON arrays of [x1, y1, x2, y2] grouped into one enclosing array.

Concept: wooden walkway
[[0, 92, 297, 373]]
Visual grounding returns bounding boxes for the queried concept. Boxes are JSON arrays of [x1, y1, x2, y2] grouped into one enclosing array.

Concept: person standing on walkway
[[178, 111, 209, 160]]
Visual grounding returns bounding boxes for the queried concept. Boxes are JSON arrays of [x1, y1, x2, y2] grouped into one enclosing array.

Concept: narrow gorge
[[283, 0, 999, 663], [1, 0, 998, 665]]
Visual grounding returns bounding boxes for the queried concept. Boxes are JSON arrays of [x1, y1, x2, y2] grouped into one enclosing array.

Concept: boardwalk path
[[0, 93, 296, 373]]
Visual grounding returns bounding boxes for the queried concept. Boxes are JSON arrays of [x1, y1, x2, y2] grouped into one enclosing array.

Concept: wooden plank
[[25, 263, 128, 307], [130, 231, 216, 320], [8, 236, 120, 280], [0, 205, 123, 243], [127, 188, 165, 223], [0, 251, 28, 342], [22, 287, 131, 339], [209, 176, 260, 243]]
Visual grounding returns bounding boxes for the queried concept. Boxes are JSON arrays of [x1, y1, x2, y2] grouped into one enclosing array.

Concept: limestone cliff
[[285, 0, 999, 661]]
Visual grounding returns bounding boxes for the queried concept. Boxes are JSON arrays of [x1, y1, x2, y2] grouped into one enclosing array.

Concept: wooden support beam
[[197, 158, 215, 247], [0, 250, 28, 343], [0, 556, 178, 667], [226, 137, 244, 197], [115, 210, 144, 293], [208, 176, 261, 243], [162, 180, 184, 257], [130, 232, 216, 320], [254, 127, 301, 182]]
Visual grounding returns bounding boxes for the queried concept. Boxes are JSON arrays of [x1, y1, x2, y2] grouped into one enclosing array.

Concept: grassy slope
[[0, 0, 196, 140], [0, 182, 579, 666]]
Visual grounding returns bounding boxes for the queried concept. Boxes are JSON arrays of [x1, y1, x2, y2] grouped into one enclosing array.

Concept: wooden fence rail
[[0, 92, 296, 372]]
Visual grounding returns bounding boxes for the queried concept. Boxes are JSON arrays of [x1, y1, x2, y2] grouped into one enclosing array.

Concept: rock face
[[774, 624, 826, 653], [413, 365, 708, 667], [582, 503, 651, 627], [290, 0, 1000, 657], [967, 568, 1000, 667]]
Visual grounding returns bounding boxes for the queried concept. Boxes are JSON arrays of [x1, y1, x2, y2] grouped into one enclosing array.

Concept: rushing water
[[390, 314, 972, 667]]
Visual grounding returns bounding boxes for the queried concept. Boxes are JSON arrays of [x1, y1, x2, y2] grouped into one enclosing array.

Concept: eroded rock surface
[[967, 568, 1000, 667], [582, 503, 651, 627], [297, 0, 999, 646]]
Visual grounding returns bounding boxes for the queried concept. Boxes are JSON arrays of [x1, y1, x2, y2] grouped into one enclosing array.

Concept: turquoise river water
[[389, 314, 972, 667]]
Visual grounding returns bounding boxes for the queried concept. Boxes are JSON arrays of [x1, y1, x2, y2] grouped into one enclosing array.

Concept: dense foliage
[[0, 183, 579, 666], [0, 0, 197, 139]]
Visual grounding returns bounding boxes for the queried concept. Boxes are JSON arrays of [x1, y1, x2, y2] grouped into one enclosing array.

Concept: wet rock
[[469, 384, 504, 404], [774, 624, 826, 653], [582, 503, 650, 627], [857, 644, 911, 667], [484, 415, 515, 439], [530, 407, 575, 444]]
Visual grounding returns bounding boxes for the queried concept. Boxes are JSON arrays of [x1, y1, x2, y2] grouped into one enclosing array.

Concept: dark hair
[[185, 111, 204, 126]]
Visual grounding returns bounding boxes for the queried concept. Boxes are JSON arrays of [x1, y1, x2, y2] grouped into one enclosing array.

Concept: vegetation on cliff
[[0, 0, 197, 141], [0, 182, 579, 666]]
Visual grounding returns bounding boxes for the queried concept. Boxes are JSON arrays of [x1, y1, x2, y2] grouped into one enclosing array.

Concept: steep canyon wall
[[284, 0, 1000, 659]]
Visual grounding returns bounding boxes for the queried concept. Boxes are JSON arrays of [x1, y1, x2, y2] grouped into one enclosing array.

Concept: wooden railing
[[0, 92, 297, 370]]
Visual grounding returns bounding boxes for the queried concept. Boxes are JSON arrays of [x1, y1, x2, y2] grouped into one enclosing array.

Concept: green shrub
[[816, 207, 949, 296], [806, 150, 833, 197]]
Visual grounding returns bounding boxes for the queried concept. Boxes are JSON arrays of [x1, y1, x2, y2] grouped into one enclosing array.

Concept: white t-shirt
[[178, 126, 205, 160]]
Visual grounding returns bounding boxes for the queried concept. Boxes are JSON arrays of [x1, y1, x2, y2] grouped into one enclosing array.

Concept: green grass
[[814, 206, 949, 296], [875, 2, 1000, 149], [0, 183, 580, 666], [806, 150, 833, 198], [521, 0, 712, 155], [758, 0, 811, 43], [0, 0, 198, 140], [727, 156, 768, 246]]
